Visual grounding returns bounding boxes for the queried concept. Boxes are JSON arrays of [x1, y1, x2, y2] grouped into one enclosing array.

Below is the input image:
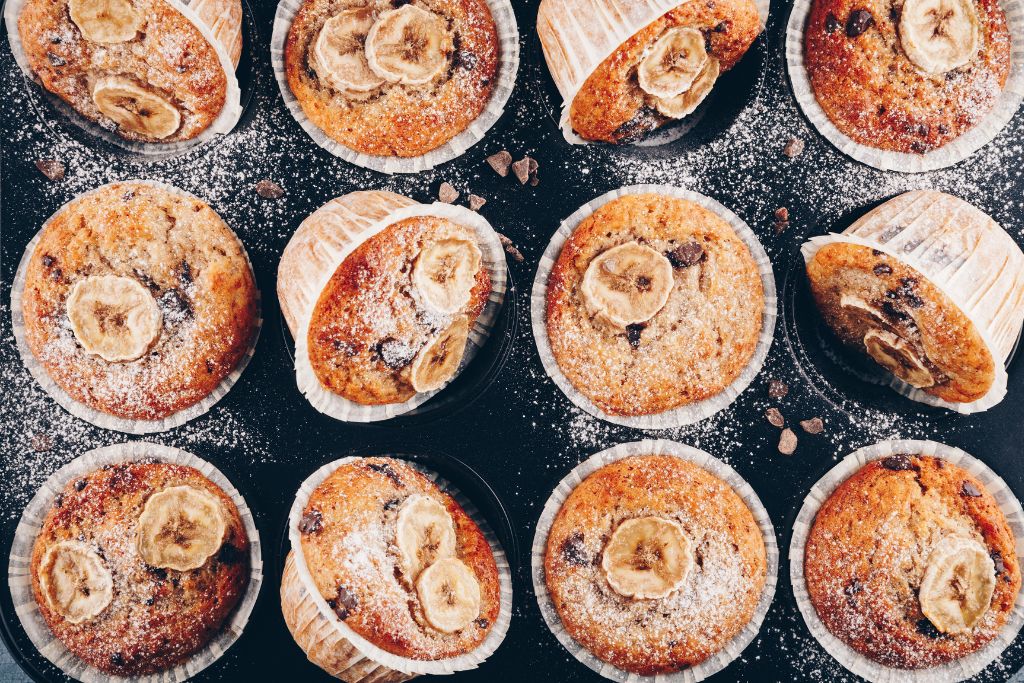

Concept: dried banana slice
[[652, 57, 720, 119], [312, 7, 386, 94], [136, 485, 227, 571], [601, 516, 692, 599], [65, 274, 163, 362], [68, 0, 142, 43], [365, 5, 452, 86], [637, 27, 708, 99], [412, 237, 482, 314], [919, 536, 996, 634], [900, 0, 981, 74], [416, 557, 481, 633], [581, 242, 674, 328], [91, 76, 182, 139], [38, 541, 113, 624], [409, 315, 470, 392], [864, 328, 935, 388], [395, 494, 457, 582]]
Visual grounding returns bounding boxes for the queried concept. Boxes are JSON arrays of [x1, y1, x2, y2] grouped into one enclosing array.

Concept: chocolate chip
[[778, 428, 797, 455], [158, 289, 193, 324], [713, 20, 728, 32], [178, 260, 192, 286], [217, 542, 243, 564], [768, 379, 789, 399], [454, 49, 478, 70], [843, 578, 863, 607], [328, 585, 358, 620], [561, 532, 588, 566], [916, 619, 944, 639], [30, 432, 53, 452], [110, 652, 125, 667], [873, 263, 893, 276], [881, 300, 911, 323], [146, 566, 168, 581], [144, 596, 155, 606], [666, 241, 704, 268], [846, 9, 874, 37], [800, 417, 824, 434], [961, 481, 982, 497], [765, 407, 784, 427], [613, 106, 661, 144], [438, 182, 459, 203], [74, 479, 87, 491], [991, 550, 1006, 575], [41, 254, 55, 268], [937, 124, 950, 135], [51, 268, 62, 282], [825, 12, 840, 32], [53, 493, 63, 508], [486, 150, 512, 177], [497, 233, 525, 263], [774, 207, 789, 222], [34, 159, 65, 181], [511, 157, 531, 184], [783, 137, 805, 158], [474, 618, 489, 628], [298, 509, 323, 535], [625, 323, 645, 348], [468, 194, 486, 211], [375, 337, 416, 369], [383, 497, 401, 511], [368, 462, 403, 487], [881, 454, 914, 471], [910, 141, 928, 154], [254, 179, 284, 199], [46, 51, 66, 66]]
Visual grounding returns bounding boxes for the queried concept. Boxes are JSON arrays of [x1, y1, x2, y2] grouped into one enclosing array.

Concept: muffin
[[538, 0, 763, 143], [278, 191, 495, 411], [283, 0, 499, 158], [804, 454, 1022, 668], [804, 0, 1011, 153], [281, 457, 503, 680], [545, 192, 764, 417], [16, 0, 237, 143], [29, 461, 250, 676], [804, 190, 1024, 407], [543, 454, 768, 675], [19, 181, 259, 423]]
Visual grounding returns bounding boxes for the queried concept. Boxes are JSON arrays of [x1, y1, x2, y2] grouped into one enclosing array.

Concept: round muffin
[[29, 461, 250, 676], [567, 0, 763, 144], [284, 0, 499, 158], [17, 0, 230, 143], [544, 455, 768, 675], [20, 182, 259, 422], [804, 0, 1011, 153], [283, 457, 501, 663], [305, 214, 491, 404], [804, 454, 1021, 668], [545, 193, 764, 417]]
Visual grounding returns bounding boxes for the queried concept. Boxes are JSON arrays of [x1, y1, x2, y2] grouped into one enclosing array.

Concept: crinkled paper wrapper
[[800, 191, 1024, 413], [3, 0, 243, 156], [530, 438, 779, 682], [282, 456, 513, 681], [531, 184, 777, 428], [279, 192, 508, 423], [8, 442, 264, 683], [10, 179, 263, 434], [785, 0, 1024, 172], [269, 0, 519, 174], [537, 0, 771, 144], [790, 439, 1024, 682]]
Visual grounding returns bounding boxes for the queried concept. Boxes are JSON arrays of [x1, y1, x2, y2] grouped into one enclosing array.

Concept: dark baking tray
[[3, 0, 1024, 679]]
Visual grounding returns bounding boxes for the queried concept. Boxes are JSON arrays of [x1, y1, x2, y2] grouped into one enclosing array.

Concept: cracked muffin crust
[[20, 182, 259, 422], [804, 0, 1011, 153], [17, 0, 230, 142], [804, 455, 1021, 668], [283, 0, 499, 157], [29, 461, 250, 676], [545, 193, 764, 417], [543, 455, 767, 675]]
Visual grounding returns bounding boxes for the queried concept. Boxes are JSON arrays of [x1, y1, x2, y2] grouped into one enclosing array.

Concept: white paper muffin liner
[[801, 227, 1011, 414], [790, 439, 1024, 682], [3, 0, 243, 157], [287, 199, 508, 423], [785, 0, 1024, 172], [10, 179, 263, 435], [530, 439, 779, 682], [531, 184, 777, 429], [270, 0, 519, 174], [284, 455, 513, 678], [536, 0, 771, 145], [8, 442, 264, 683]]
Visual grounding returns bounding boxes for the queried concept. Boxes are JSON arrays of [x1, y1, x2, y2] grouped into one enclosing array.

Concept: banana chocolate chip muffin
[[16, 0, 234, 142], [19, 182, 259, 423], [281, 457, 502, 678], [546, 192, 764, 417], [804, 454, 1021, 668], [283, 0, 499, 157], [538, 0, 763, 144], [29, 461, 250, 676], [804, 0, 1011, 153], [544, 455, 768, 675]]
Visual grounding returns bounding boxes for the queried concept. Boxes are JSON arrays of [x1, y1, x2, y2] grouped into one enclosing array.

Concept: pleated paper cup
[[10, 180, 263, 435], [790, 439, 1024, 683], [8, 442, 264, 683], [188, 0, 244, 69], [3, 0, 243, 157], [786, 0, 1024, 172], [277, 191, 508, 423], [270, 0, 519, 174], [282, 456, 513, 682], [531, 439, 779, 682], [537, 0, 771, 144], [531, 184, 777, 429], [800, 190, 1024, 413]]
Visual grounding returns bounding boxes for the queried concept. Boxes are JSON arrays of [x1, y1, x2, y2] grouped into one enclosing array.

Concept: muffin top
[[804, 454, 1021, 668], [30, 461, 250, 676], [284, 0, 498, 157], [544, 455, 767, 675], [545, 193, 764, 417], [306, 215, 491, 405], [804, 0, 1011, 153], [296, 457, 501, 660], [21, 182, 259, 422]]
